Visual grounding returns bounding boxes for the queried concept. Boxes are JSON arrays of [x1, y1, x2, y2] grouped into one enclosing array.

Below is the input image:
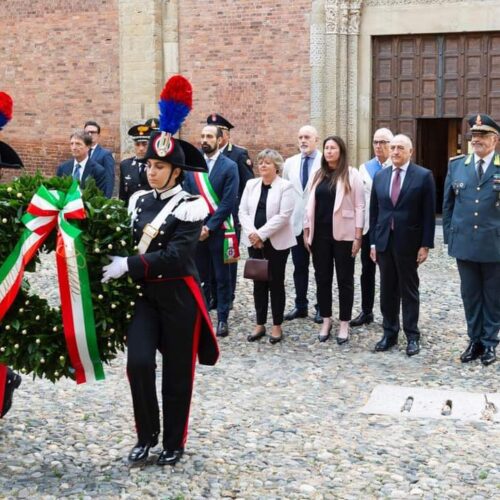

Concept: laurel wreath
[[0, 174, 137, 382]]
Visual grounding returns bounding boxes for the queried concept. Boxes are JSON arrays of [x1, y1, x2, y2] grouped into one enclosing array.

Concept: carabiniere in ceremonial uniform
[[443, 113, 500, 366], [102, 130, 219, 466]]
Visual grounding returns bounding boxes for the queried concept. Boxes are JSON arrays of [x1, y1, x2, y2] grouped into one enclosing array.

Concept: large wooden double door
[[372, 32, 500, 211]]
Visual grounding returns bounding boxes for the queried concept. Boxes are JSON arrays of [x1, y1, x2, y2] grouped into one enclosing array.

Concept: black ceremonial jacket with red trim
[[126, 188, 219, 365]]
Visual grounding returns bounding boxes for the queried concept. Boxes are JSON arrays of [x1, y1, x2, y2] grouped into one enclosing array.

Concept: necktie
[[88, 148, 93, 158], [73, 164, 82, 181], [477, 159, 484, 181], [301, 156, 310, 189], [391, 168, 401, 206]]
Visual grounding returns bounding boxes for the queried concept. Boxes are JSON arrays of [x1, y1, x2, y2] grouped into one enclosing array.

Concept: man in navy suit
[[84, 120, 115, 198], [370, 134, 436, 357], [56, 130, 107, 194], [206, 114, 254, 309], [183, 124, 239, 337]]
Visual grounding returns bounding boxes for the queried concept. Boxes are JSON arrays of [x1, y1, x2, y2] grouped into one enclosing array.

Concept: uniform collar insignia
[[494, 154, 500, 167], [464, 154, 473, 165]]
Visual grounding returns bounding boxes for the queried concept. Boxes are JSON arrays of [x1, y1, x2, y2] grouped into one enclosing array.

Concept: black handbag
[[243, 249, 270, 281]]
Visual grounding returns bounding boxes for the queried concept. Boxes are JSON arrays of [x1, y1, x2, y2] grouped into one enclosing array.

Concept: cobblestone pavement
[[0, 233, 498, 499]]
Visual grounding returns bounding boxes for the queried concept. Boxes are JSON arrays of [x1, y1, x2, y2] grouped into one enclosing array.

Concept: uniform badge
[[246, 158, 252, 166], [137, 125, 149, 136], [476, 114, 482, 126], [211, 114, 217, 123], [153, 133, 174, 158]]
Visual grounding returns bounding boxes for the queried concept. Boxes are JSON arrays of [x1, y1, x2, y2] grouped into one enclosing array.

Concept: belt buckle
[[143, 223, 159, 239]]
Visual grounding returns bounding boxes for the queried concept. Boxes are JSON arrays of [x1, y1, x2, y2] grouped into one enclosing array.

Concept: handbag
[[243, 249, 270, 281]]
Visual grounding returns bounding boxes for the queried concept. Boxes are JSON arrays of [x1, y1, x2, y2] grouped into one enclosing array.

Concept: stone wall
[[0, 0, 120, 180], [177, 0, 313, 161]]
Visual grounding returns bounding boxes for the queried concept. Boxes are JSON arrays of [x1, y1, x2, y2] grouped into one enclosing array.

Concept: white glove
[[101, 256, 129, 283]]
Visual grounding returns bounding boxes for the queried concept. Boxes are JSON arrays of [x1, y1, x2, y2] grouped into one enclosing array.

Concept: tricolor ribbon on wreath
[[193, 172, 240, 264], [0, 181, 104, 384]]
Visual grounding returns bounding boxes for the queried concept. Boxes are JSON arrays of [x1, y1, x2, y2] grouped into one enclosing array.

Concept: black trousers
[[311, 229, 354, 320], [457, 259, 500, 348], [196, 231, 232, 322], [290, 232, 311, 310], [249, 242, 290, 325], [359, 232, 376, 314], [377, 234, 420, 341], [127, 281, 198, 450]]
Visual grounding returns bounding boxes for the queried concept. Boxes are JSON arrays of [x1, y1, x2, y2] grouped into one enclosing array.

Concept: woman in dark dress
[[102, 131, 219, 466]]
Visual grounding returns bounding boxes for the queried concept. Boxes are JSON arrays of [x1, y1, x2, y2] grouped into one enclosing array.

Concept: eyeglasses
[[373, 140, 390, 145]]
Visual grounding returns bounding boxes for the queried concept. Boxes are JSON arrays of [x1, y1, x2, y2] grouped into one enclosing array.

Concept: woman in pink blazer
[[303, 136, 364, 343], [239, 149, 296, 344]]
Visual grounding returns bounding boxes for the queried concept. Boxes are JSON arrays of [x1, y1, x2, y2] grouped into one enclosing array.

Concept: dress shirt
[[300, 149, 318, 189], [474, 150, 494, 177], [73, 156, 89, 180], [389, 161, 409, 198], [204, 150, 221, 174]]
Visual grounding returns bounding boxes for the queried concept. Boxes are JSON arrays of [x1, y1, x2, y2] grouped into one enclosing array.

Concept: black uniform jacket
[[127, 189, 219, 365], [119, 156, 150, 204]]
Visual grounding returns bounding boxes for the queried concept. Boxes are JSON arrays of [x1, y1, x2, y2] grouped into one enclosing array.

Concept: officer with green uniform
[[443, 114, 500, 366]]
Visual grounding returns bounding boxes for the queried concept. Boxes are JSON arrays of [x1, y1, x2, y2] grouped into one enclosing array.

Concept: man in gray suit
[[443, 114, 500, 366]]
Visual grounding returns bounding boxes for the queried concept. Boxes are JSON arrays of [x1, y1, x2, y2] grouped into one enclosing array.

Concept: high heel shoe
[[318, 321, 332, 342], [247, 327, 266, 342], [336, 323, 350, 345]]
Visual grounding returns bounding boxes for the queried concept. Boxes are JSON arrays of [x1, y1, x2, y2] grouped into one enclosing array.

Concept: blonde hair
[[256, 149, 284, 173]]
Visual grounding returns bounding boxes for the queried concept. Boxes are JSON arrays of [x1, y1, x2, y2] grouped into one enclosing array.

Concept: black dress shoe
[[1, 371, 21, 418], [375, 335, 397, 352], [128, 437, 159, 464], [247, 328, 266, 342], [216, 321, 229, 337], [406, 339, 420, 357], [157, 448, 184, 466], [481, 346, 496, 366], [314, 309, 323, 324], [460, 341, 484, 363], [283, 308, 308, 321], [350, 311, 374, 327]]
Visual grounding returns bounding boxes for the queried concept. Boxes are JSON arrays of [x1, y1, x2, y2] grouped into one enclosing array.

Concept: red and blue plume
[[0, 91, 13, 131], [158, 75, 193, 135]]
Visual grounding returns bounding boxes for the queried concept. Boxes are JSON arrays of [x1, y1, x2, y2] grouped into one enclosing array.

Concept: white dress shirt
[[389, 161, 409, 197], [73, 156, 89, 180], [204, 150, 221, 174], [474, 150, 494, 176]]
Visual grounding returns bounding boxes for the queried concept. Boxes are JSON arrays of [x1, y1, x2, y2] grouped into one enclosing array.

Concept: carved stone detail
[[365, 0, 463, 5]]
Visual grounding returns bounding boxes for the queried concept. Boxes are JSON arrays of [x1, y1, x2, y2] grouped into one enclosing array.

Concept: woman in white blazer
[[303, 136, 365, 344], [239, 149, 296, 344]]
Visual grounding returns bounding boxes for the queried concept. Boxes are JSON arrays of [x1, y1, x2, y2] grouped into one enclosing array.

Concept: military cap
[[468, 114, 500, 135], [145, 118, 160, 131], [206, 113, 234, 130], [144, 131, 207, 173], [128, 118, 158, 142]]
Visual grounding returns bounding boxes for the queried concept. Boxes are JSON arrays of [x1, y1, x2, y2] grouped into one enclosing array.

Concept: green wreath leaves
[[0, 174, 137, 382]]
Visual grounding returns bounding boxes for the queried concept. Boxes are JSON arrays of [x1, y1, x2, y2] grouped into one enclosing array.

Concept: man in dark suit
[[84, 120, 115, 198], [370, 134, 436, 356], [443, 114, 500, 366], [206, 114, 253, 309], [183, 124, 239, 337], [56, 130, 107, 194], [119, 120, 154, 205]]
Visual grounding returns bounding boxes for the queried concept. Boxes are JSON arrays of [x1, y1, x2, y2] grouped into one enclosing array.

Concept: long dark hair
[[313, 135, 351, 193]]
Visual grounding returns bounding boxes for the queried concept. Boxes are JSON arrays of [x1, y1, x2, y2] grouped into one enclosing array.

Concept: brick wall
[[0, 0, 120, 182], [178, 0, 312, 163]]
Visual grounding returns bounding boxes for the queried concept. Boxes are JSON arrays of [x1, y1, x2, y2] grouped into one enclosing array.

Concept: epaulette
[[173, 195, 209, 222], [127, 189, 152, 215], [449, 154, 465, 162]]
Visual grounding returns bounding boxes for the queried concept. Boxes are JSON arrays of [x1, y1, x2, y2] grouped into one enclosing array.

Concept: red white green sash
[[193, 172, 240, 264], [0, 182, 104, 384]]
